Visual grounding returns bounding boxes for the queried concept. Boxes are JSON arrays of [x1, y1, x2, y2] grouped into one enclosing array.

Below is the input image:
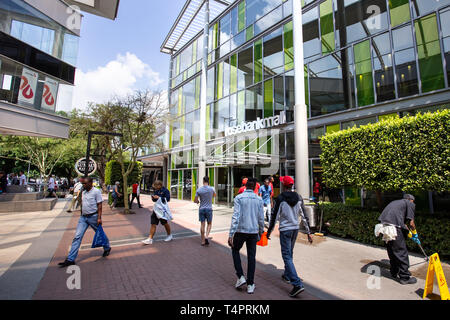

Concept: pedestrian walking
[[238, 178, 260, 195], [267, 176, 313, 298], [142, 180, 173, 245], [258, 179, 273, 223], [58, 177, 111, 268], [129, 182, 143, 209], [194, 176, 216, 246], [67, 179, 83, 213], [377, 194, 419, 285], [228, 178, 265, 294], [110, 181, 122, 209], [46, 174, 57, 198]]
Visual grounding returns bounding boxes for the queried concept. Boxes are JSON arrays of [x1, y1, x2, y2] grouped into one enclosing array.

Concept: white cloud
[[58, 52, 164, 112]]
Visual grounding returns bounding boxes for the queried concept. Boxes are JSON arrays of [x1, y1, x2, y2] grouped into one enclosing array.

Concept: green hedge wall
[[322, 202, 450, 260], [105, 160, 143, 207], [320, 110, 450, 193]]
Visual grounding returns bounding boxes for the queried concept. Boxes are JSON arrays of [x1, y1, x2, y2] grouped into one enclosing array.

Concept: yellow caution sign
[[423, 253, 450, 300]]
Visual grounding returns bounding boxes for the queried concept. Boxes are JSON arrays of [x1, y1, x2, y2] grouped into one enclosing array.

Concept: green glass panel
[[192, 169, 197, 202], [208, 168, 215, 204], [354, 40, 375, 107], [178, 88, 183, 116], [195, 76, 200, 109], [176, 55, 180, 75], [180, 116, 185, 147], [217, 62, 223, 100], [167, 171, 171, 191], [206, 104, 211, 141], [213, 23, 219, 49], [415, 14, 445, 93], [169, 124, 173, 149], [320, 0, 335, 55], [264, 79, 273, 118], [389, 0, 411, 27], [230, 54, 238, 93], [378, 113, 398, 121], [284, 21, 294, 71], [326, 123, 340, 134], [255, 40, 263, 83], [246, 25, 254, 41], [171, 154, 176, 170], [178, 171, 183, 200], [238, 1, 246, 33]]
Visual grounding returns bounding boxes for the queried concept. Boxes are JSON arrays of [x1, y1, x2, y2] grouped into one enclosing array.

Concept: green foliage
[[320, 110, 450, 193], [105, 160, 143, 206], [321, 202, 450, 260]]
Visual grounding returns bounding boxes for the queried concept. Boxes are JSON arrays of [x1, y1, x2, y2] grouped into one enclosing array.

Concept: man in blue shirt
[[228, 178, 265, 295], [258, 178, 273, 223], [194, 176, 216, 246]]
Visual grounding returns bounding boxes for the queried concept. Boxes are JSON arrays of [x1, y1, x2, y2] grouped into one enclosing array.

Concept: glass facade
[[0, 0, 80, 66], [160, 0, 450, 204]]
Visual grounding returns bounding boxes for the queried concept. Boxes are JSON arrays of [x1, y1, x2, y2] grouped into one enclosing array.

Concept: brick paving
[[33, 195, 318, 300]]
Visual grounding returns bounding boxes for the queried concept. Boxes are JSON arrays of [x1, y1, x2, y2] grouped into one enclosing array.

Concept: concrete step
[[0, 198, 58, 213], [0, 192, 44, 202]]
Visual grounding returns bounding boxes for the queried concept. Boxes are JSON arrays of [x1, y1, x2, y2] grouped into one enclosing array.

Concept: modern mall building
[[0, 0, 120, 138], [139, 0, 450, 208]]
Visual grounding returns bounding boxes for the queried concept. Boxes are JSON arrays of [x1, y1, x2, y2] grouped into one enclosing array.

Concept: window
[[372, 33, 396, 102], [354, 40, 375, 106], [389, 0, 411, 27], [238, 45, 254, 90], [220, 13, 231, 45], [441, 8, 450, 84], [411, 0, 450, 18], [254, 5, 282, 36], [263, 27, 284, 79], [393, 24, 419, 97], [285, 71, 295, 122], [11, 20, 55, 55], [245, 83, 263, 121], [309, 51, 355, 117], [303, 6, 321, 62], [246, 0, 282, 27], [414, 13, 445, 92]]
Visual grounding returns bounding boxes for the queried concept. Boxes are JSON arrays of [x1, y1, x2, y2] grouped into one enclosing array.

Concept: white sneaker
[[142, 238, 153, 245], [164, 234, 173, 242], [235, 275, 246, 289], [247, 284, 255, 294]]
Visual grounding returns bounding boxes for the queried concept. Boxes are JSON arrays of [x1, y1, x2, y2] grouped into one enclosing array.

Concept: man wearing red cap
[[267, 176, 313, 297]]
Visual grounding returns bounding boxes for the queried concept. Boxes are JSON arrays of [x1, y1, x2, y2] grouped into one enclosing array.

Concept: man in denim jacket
[[228, 178, 265, 295]]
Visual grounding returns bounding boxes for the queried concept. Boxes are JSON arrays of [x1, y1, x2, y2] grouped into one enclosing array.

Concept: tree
[[99, 90, 167, 213], [0, 136, 69, 180]]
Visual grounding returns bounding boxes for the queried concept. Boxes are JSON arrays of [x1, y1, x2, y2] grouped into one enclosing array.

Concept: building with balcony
[[0, 0, 120, 138], [140, 0, 450, 209]]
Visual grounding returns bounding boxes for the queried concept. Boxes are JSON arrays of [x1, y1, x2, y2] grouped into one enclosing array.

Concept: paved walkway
[[0, 195, 447, 300]]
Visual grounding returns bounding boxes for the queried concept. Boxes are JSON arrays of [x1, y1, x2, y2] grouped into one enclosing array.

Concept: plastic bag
[[257, 232, 268, 247], [92, 225, 108, 248], [153, 198, 173, 221]]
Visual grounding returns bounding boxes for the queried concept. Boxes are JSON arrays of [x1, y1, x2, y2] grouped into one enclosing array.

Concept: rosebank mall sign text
[[225, 111, 286, 137]]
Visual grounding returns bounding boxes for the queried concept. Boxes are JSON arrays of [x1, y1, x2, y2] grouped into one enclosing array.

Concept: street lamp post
[[84, 131, 123, 178], [292, 0, 310, 199]]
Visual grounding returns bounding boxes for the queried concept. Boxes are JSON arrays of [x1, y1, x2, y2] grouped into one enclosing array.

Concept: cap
[[280, 176, 295, 187], [403, 194, 415, 201], [242, 178, 248, 185]]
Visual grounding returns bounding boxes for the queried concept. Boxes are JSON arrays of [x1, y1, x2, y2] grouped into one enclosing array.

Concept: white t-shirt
[[81, 187, 103, 215], [48, 177, 56, 189], [19, 174, 27, 186]]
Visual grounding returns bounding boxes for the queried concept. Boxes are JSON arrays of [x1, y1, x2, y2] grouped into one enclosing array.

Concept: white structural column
[[198, 0, 210, 186], [292, 0, 310, 199]]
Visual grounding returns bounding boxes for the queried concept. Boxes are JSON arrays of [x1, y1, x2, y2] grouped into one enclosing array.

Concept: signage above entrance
[[225, 111, 287, 137]]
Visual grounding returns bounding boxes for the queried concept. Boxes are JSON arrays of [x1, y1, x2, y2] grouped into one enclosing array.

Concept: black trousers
[[232, 233, 258, 285], [129, 193, 141, 208], [386, 228, 411, 280]]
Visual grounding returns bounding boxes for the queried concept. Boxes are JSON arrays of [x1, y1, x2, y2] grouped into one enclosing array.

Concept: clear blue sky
[[76, 0, 186, 90]]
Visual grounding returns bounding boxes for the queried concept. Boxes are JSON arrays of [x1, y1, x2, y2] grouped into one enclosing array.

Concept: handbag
[[92, 225, 108, 248]]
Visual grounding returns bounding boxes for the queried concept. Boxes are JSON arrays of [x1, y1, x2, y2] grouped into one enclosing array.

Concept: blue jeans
[[199, 208, 213, 223], [67, 214, 110, 262], [279, 229, 303, 287]]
